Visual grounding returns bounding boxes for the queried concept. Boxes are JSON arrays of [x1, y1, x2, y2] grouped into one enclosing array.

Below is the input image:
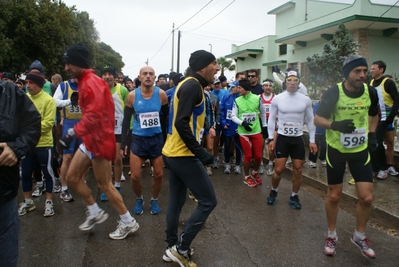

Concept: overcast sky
[[62, 0, 397, 80]]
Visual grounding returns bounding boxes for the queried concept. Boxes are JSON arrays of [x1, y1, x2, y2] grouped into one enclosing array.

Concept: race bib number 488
[[139, 112, 160, 129]]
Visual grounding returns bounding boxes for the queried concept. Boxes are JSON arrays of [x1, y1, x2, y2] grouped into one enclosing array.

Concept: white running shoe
[[377, 170, 388, 180], [321, 160, 327, 167], [309, 161, 317, 168], [109, 220, 139, 240], [79, 209, 109, 231], [258, 162, 264, 174], [234, 165, 241, 174], [121, 173, 126, 181], [388, 166, 398, 176], [43, 201, 55, 217], [206, 166, 213, 176], [18, 199, 36, 216]]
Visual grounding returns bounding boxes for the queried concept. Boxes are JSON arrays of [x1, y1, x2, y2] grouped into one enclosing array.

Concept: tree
[[306, 24, 359, 89], [95, 42, 124, 75], [0, 0, 123, 78], [217, 56, 235, 76]]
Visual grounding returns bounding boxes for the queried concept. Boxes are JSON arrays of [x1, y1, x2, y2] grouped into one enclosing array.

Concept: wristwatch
[[267, 138, 274, 144]]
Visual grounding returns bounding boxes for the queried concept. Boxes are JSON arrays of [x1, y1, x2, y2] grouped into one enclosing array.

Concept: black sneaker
[[289, 195, 302, 209], [266, 189, 278, 205]]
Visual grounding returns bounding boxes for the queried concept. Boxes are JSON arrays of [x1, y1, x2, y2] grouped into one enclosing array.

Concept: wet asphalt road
[[17, 164, 399, 267]]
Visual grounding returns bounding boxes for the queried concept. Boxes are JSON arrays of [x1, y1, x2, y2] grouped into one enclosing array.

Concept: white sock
[[272, 188, 278, 192], [291, 192, 298, 197], [114, 182, 121, 188], [328, 230, 337, 239], [87, 203, 100, 217], [36, 181, 43, 186], [120, 211, 134, 224], [354, 230, 366, 241], [25, 198, 32, 203], [61, 186, 68, 191]]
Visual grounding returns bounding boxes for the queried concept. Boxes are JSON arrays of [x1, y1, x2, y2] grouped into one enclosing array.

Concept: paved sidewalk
[[265, 148, 399, 231]]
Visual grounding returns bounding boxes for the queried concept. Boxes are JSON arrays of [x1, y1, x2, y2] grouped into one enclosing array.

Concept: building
[[225, 0, 399, 87]]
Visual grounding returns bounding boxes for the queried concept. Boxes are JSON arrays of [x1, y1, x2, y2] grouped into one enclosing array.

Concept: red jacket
[[74, 69, 116, 161]]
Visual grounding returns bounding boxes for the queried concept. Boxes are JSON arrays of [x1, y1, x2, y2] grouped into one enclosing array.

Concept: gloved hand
[[272, 66, 276, 73], [331, 119, 355, 133], [59, 128, 75, 149], [194, 148, 214, 165], [368, 132, 378, 152], [242, 121, 252, 132], [275, 65, 281, 73], [262, 127, 268, 138], [70, 92, 79, 106]]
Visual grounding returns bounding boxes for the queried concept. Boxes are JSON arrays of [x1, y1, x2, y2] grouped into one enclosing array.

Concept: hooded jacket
[[0, 81, 41, 203]]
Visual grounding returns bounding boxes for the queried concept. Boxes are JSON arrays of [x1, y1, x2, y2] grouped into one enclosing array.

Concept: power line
[[176, 0, 213, 30], [185, 0, 236, 32], [366, 0, 399, 28], [149, 31, 173, 61]]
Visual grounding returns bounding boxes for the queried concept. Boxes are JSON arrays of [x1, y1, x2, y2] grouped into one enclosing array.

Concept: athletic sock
[[120, 211, 134, 225], [61, 186, 68, 191], [114, 182, 121, 187], [87, 203, 100, 217], [354, 230, 366, 241], [291, 192, 298, 197], [328, 230, 337, 239]]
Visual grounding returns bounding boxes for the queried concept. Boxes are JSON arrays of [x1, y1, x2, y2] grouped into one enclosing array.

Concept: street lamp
[[209, 44, 212, 53]]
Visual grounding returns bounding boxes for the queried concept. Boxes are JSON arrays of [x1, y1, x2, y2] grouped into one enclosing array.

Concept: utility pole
[[209, 44, 212, 53], [171, 23, 175, 72], [177, 30, 181, 73]]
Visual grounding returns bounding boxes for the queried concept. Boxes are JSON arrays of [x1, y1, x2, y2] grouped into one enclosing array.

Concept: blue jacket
[[220, 92, 240, 136]]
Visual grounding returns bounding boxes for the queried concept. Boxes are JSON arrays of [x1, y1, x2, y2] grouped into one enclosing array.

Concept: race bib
[[242, 112, 256, 124], [340, 128, 367, 148], [139, 112, 160, 129], [282, 122, 299, 136], [263, 104, 271, 114], [68, 105, 81, 114], [114, 113, 122, 134], [226, 110, 232, 120]]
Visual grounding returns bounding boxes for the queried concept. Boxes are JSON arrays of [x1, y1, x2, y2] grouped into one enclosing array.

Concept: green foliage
[[217, 57, 235, 76], [306, 24, 359, 90], [0, 0, 123, 78], [94, 42, 124, 76]]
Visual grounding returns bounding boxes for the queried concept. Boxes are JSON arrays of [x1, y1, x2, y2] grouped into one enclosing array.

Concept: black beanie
[[1, 72, 14, 81], [238, 79, 251, 91], [101, 65, 117, 77], [63, 43, 90, 68], [342, 55, 368, 79], [26, 72, 46, 88], [173, 73, 184, 86], [189, 50, 216, 72]]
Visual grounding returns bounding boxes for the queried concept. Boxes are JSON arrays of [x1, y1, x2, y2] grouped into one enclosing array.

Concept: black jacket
[[0, 81, 41, 203]]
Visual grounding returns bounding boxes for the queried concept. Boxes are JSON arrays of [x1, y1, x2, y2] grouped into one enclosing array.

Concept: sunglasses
[[248, 75, 257, 78], [286, 78, 299, 83]]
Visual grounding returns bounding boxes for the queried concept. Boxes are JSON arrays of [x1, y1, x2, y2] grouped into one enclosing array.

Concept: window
[[279, 44, 287, 56]]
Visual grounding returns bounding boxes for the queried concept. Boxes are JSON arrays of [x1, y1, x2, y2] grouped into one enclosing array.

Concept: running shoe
[[150, 166, 154, 176], [234, 165, 241, 174], [18, 199, 36, 216], [150, 199, 161, 215], [286, 157, 292, 166], [289, 195, 302, 210], [309, 161, 317, 168], [100, 192, 108, 202], [388, 166, 398, 176], [258, 162, 264, 174], [321, 160, 327, 167], [266, 189, 278, 205], [54, 178, 61, 193], [224, 164, 231, 174], [266, 164, 274, 175], [212, 158, 219, 169], [121, 173, 126, 181], [43, 201, 55, 217], [243, 176, 257, 187], [348, 178, 356, 185], [163, 247, 194, 263], [109, 220, 139, 240], [166, 245, 197, 267], [350, 235, 376, 259], [60, 189, 74, 202], [324, 237, 337, 256], [79, 209, 109, 231], [206, 166, 213, 176], [133, 197, 144, 215], [251, 171, 262, 185], [32, 184, 45, 197], [377, 170, 388, 180]]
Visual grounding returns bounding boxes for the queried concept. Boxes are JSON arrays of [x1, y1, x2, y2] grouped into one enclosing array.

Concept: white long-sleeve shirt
[[53, 84, 71, 108], [267, 90, 315, 143]]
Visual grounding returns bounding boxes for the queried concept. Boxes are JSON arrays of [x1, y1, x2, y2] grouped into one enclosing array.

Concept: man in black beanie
[[62, 43, 139, 240], [162, 49, 220, 266], [314, 54, 379, 258]]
